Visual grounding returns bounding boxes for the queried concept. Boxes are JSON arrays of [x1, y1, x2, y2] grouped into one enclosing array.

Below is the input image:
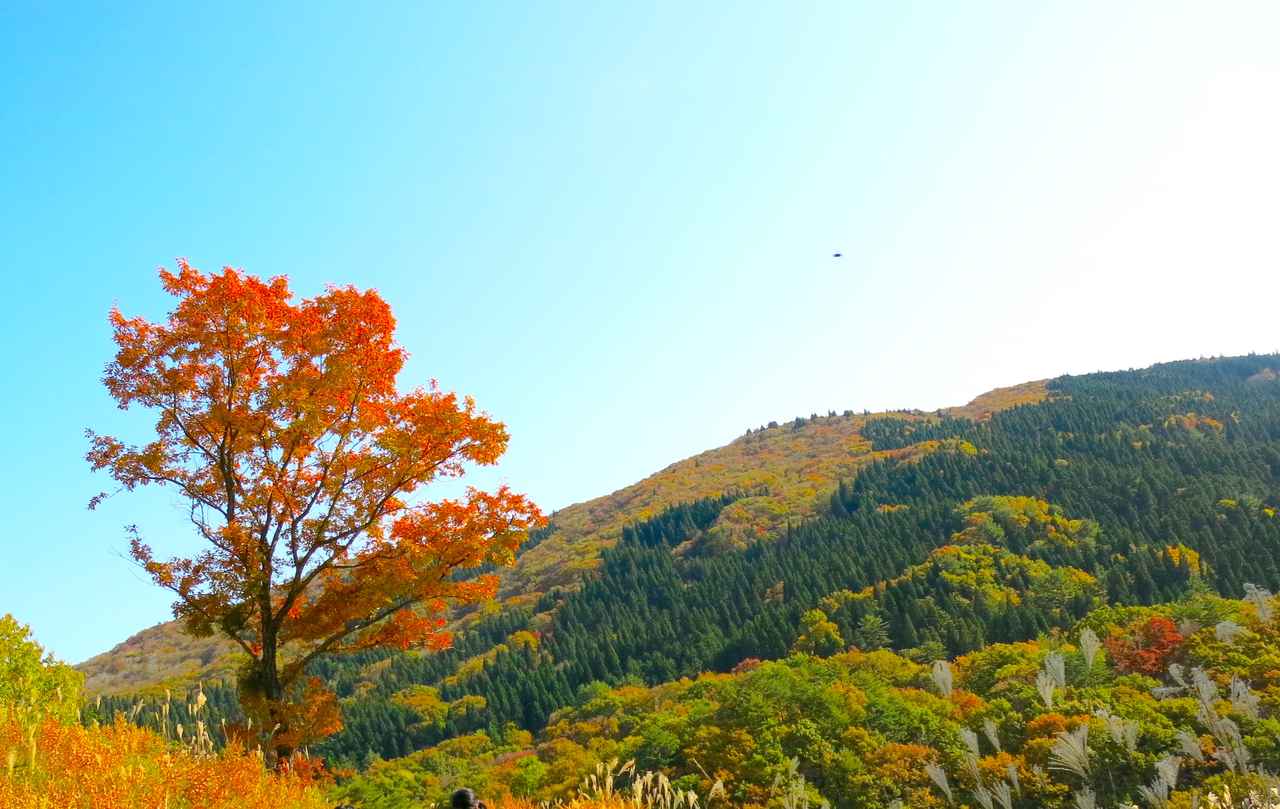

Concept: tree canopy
[[87, 262, 542, 759]]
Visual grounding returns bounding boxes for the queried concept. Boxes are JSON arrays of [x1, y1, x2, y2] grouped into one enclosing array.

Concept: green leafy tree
[[510, 755, 549, 797], [0, 614, 83, 723]]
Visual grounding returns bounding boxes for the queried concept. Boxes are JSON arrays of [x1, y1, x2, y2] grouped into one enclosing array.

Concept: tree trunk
[[260, 624, 294, 769]]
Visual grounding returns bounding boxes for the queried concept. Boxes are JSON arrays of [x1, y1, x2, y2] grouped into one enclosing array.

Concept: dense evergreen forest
[[91, 355, 1280, 806]]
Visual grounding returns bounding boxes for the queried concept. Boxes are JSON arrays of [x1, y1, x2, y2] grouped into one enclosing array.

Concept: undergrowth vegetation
[[0, 615, 325, 809]]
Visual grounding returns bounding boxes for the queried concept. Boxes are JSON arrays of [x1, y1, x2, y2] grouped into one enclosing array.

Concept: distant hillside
[[77, 619, 239, 695], [77, 380, 1046, 694]]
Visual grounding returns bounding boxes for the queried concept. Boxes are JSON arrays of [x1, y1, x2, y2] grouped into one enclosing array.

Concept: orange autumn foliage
[[1024, 713, 1085, 739], [86, 262, 543, 759], [0, 714, 325, 809], [948, 688, 987, 719]]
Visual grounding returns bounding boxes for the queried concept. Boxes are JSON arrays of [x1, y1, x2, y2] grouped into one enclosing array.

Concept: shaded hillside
[[79, 380, 1045, 694]]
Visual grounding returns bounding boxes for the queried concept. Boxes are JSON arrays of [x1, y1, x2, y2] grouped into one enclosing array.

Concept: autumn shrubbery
[[0, 713, 326, 809], [1, 614, 325, 809]]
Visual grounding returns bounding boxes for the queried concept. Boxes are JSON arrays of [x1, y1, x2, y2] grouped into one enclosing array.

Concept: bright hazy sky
[[2, 3, 1278, 663]]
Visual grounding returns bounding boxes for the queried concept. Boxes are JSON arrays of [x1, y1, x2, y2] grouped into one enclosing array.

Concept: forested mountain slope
[[502, 378, 1047, 599]]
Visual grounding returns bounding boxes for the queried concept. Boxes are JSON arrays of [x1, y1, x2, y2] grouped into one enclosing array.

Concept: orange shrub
[[1025, 712, 1087, 738], [948, 688, 987, 719]]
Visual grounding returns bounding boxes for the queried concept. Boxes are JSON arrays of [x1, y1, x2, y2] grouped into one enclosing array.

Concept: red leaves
[[87, 261, 545, 754], [1104, 615, 1184, 675]]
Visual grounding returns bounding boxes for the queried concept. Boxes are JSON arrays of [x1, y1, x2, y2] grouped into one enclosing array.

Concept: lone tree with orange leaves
[[86, 261, 543, 765]]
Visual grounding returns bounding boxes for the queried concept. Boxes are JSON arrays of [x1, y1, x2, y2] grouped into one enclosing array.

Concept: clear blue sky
[[2, 3, 1278, 663]]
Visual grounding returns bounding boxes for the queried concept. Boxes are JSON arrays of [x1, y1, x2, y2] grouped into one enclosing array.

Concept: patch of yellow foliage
[[1165, 544, 1202, 575], [953, 495, 1098, 551]]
